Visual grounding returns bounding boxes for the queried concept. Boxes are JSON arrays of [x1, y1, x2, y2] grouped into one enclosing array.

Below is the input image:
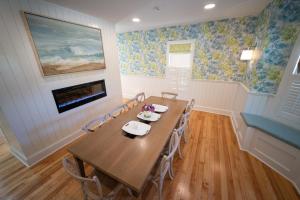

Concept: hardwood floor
[[0, 111, 299, 200]]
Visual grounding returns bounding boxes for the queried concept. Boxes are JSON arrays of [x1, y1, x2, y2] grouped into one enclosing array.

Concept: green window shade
[[169, 43, 191, 53]]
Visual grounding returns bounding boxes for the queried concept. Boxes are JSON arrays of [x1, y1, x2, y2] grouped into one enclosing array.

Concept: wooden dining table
[[68, 96, 188, 196]]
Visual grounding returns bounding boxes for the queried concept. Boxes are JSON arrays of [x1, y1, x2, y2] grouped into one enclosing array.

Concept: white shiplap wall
[[0, 0, 123, 165], [121, 75, 239, 115], [121, 74, 273, 116]]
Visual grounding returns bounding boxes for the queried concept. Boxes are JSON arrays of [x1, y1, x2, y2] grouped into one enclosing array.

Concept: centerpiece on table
[[142, 104, 155, 118]]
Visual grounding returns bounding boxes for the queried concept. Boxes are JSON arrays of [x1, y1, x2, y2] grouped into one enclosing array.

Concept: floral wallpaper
[[246, 0, 300, 94], [117, 17, 257, 81], [117, 0, 300, 94]]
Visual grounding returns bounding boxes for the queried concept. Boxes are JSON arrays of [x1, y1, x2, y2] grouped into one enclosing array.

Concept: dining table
[[68, 96, 188, 196]]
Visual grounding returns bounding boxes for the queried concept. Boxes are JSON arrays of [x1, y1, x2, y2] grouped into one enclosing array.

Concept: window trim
[[166, 40, 195, 69]]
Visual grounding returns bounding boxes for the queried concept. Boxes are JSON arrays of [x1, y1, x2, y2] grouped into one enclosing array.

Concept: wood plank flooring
[[0, 111, 299, 200]]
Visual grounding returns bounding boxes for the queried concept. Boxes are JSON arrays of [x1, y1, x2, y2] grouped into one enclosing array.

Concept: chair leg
[[159, 177, 164, 200], [178, 141, 183, 159], [168, 167, 173, 180], [127, 188, 133, 196], [169, 158, 175, 178], [184, 122, 190, 143], [82, 189, 88, 200]]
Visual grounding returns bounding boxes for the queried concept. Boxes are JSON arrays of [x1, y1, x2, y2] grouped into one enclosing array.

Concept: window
[[165, 40, 194, 99], [167, 41, 194, 68]]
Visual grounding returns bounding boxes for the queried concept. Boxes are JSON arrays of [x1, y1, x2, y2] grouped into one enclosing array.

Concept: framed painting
[[23, 12, 106, 76]]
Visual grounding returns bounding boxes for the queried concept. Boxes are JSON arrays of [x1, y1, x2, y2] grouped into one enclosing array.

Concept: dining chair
[[125, 97, 138, 109], [108, 104, 128, 119], [82, 113, 110, 133], [177, 112, 189, 159], [185, 98, 195, 113], [181, 98, 195, 142], [135, 92, 145, 102], [62, 157, 123, 200], [151, 131, 180, 200], [161, 92, 178, 100]]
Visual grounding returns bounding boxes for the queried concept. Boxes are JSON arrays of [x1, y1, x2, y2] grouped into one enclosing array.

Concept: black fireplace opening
[[52, 80, 107, 113]]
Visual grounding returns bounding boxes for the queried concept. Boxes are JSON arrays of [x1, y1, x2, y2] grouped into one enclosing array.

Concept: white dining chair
[[161, 92, 178, 100], [177, 112, 189, 159], [181, 98, 195, 142], [82, 113, 110, 133], [135, 92, 145, 102], [108, 104, 128, 119], [62, 157, 123, 200], [151, 131, 180, 200], [185, 98, 195, 113], [125, 97, 138, 109]]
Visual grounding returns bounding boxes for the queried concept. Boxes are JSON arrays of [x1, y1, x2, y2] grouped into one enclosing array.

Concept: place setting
[[122, 104, 168, 138]]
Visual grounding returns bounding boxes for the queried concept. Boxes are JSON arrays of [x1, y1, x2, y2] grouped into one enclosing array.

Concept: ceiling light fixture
[[204, 3, 216, 10], [132, 18, 141, 22]]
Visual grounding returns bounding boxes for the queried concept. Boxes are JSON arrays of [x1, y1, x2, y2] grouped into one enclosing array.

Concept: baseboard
[[9, 146, 29, 167], [229, 111, 300, 194], [25, 129, 84, 166], [193, 105, 232, 116], [247, 148, 300, 194]]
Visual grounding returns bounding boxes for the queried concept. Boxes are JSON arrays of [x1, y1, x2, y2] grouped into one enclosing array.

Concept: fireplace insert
[[52, 80, 107, 113]]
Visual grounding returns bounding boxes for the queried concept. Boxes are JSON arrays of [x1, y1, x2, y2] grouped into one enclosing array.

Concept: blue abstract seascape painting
[[24, 12, 105, 76]]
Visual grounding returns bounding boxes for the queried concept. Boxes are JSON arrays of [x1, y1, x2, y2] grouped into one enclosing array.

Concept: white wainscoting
[[121, 74, 300, 193], [0, 0, 123, 166], [121, 75, 238, 116]]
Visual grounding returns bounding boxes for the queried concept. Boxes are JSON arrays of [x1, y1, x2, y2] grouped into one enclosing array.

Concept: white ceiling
[[47, 0, 270, 32]]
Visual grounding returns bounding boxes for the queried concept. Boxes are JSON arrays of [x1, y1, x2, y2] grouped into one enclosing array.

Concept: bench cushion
[[241, 112, 300, 150]]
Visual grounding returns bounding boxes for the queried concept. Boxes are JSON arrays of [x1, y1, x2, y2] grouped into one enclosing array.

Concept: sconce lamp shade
[[240, 50, 253, 60]]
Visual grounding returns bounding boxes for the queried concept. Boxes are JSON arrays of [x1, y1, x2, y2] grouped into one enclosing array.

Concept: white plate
[[152, 104, 168, 113], [137, 112, 161, 122], [122, 121, 151, 136]]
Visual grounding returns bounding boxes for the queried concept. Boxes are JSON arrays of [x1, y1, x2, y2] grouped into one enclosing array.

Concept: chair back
[[135, 92, 145, 102], [82, 113, 110, 133], [160, 132, 180, 178], [62, 157, 103, 200], [185, 99, 195, 113], [125, 97, 138, 109], [109, 104, 128, 118], [178, 112, 189, 137], [161, 92, 178, 100]]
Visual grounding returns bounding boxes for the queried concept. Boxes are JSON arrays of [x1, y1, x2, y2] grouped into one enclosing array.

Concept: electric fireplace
[[52, 80, 107, 113]]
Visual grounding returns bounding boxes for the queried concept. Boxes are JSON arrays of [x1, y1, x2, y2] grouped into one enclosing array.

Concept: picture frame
[[22, 11, 106, 76]]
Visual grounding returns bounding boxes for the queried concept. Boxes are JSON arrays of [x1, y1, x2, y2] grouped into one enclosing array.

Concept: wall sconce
[[240, 49, 253, 61]]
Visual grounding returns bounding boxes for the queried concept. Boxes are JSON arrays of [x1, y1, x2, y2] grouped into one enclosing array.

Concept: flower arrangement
[[142, 104, 155, 112], [142, 104, 155, 118]]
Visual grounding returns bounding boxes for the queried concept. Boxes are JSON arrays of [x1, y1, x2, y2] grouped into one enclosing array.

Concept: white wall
[[0, 0, 123, 166], [121, 75, 239, 114]]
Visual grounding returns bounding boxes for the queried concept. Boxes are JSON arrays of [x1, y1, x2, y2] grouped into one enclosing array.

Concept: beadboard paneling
[[0, 0, 122, 165], [121, 75, 238, 115]]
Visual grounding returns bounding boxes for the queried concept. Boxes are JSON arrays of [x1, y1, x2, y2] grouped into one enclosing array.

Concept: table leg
[[74, 156, 85, 177]]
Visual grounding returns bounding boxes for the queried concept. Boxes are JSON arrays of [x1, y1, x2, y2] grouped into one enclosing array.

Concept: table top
[[68, 96, 188, 193]]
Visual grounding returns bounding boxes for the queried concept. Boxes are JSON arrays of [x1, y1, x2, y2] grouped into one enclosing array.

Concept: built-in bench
[[239, 112, 300, 194], [241, 112, 300, 150]]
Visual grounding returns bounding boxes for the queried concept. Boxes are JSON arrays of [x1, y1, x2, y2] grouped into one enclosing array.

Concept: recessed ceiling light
[[204, 3, 216, 10], [132, 18, 140, 22]]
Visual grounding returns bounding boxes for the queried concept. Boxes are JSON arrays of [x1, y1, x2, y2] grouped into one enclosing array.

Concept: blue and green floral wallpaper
[[246, 0, 300, 94], [117, 17, 257, 81], [117, 0, 300, 94]]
